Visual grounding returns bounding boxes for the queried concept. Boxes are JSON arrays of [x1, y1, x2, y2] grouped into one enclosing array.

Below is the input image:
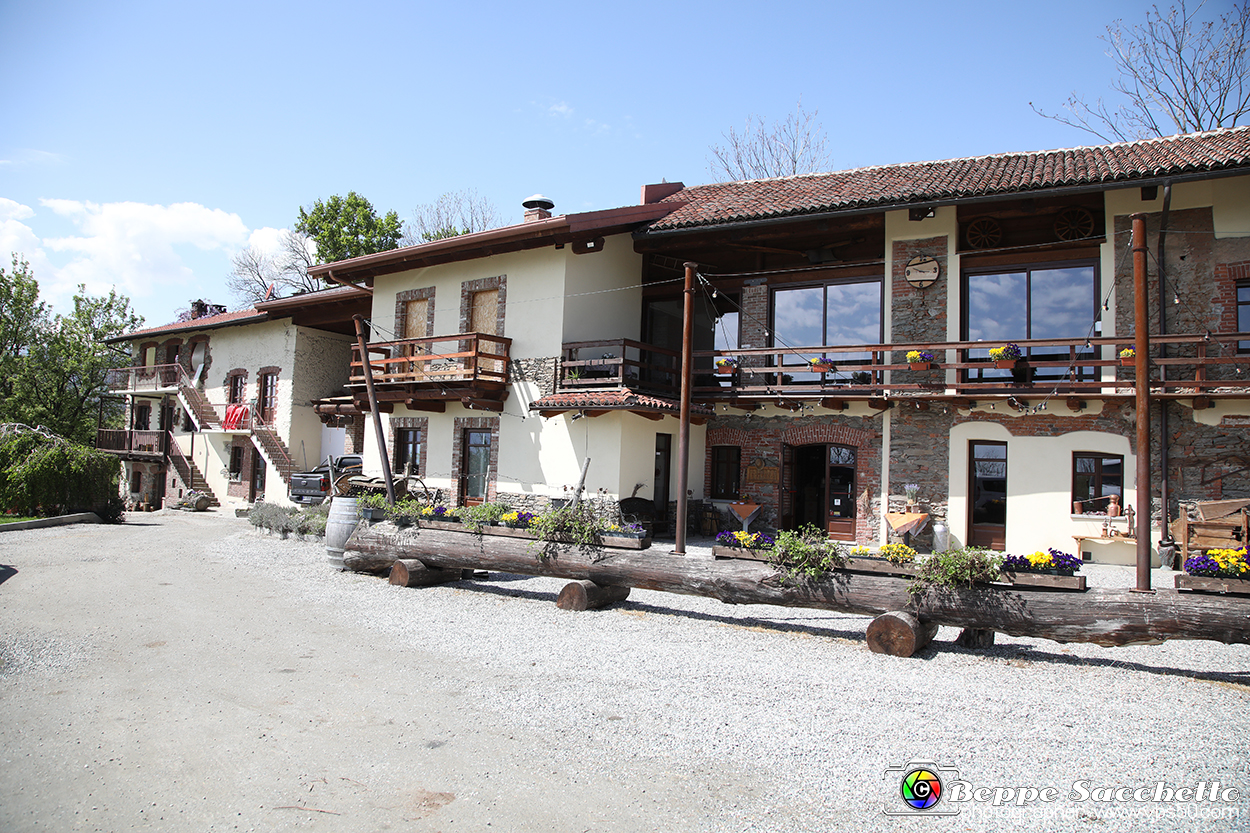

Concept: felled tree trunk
[[346, 523, 1250, 649]]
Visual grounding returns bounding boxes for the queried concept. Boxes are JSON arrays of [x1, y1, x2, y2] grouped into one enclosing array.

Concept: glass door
[[461, 429, 491, 506], [968, 441, 1007, 550]]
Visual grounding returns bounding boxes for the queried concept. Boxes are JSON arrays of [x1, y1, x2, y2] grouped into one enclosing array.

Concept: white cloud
[[35, 199, 249, 308], [549, 102, 574, 118], [0, 197, 35, 221]]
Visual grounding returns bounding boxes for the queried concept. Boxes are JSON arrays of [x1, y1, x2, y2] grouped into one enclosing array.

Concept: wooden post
[[674, 262, 696, 555], [955, 628, 996, 649], [353, 314, 396, 506], [866, 611, 938, 657], [556, 580, 631, 611], [1131, 214, 1152, 592]]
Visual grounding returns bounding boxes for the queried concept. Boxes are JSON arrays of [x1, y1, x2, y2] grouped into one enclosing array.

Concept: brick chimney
[[641, 181, 684, 204], [522, 194, 555, 223]]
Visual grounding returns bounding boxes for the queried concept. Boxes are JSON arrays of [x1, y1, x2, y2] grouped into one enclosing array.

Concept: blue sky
[[0, 0, 1205, 326]]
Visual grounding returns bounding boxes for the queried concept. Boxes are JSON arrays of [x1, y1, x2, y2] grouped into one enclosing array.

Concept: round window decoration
[[904, 256, 941, 289]]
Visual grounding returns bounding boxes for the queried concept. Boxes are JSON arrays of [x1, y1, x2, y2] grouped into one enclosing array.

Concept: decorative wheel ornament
[[965, 217, 1002, 249], [1054, 207, 1095, 241]]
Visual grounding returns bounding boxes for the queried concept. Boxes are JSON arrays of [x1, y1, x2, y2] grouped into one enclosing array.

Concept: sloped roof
[[529, 389, 714, 417], [108, 309, 267, 343], [647, 127, 1250, 232]]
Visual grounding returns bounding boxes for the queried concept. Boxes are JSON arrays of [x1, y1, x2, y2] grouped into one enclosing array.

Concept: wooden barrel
[[325, 497, 360, 570]]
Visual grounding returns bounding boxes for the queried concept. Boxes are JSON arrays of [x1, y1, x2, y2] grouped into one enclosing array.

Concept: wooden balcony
[[694, 332, 1250, 406], [104, 363, 188, 392], [348, 332, 511, 412], [96, 429, 167, 459], [556, 339, 680, 396]]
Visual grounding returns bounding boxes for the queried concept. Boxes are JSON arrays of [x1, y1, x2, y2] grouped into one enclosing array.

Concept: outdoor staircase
[[250, 421, 295, 486], [167, 444, 220, 507], [178, 385, 221, 430]]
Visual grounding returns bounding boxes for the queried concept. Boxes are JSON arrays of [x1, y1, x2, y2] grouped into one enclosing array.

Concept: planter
[[715, 366, 736, 375], [810, 363, 834, 373], [844, 557, 919, 578], [999, 570, 1086, 591], [909, 362, 933, 371], [360, 506, 386, 522], [994, 359, 1019, 369], [712, 545, 772, 562], [1120, 358, 1135, 367], [1175, 574, 1250, 595]]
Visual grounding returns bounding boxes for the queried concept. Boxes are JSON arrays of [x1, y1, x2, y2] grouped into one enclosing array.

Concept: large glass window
[[1072, 453, 1123, 506], [771, 279, 882, 381], [711, 446, 741, 500], [964, 262, 1098, 380], [462, 429, 491, 504]]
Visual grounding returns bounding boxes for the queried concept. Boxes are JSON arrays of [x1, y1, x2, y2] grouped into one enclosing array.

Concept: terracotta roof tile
[[648, 127, 1250, 231], [529, 389, 714, 416], [113, 309, 267, 341]]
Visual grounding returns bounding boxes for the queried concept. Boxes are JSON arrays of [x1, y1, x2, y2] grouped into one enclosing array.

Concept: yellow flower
[[1026, 551, 1053, 568]]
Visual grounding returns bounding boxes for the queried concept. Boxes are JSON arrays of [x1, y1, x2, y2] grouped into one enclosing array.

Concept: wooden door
[[780, 443, 796, 530], [653, 434, 671, 525], [969, 440, 1007, 550], [470, 289, 500, 375], [258, 372, 278, 424], [250, 450, 267, 502], [403, 299, 428, 380], [161, 344, 180, 386]]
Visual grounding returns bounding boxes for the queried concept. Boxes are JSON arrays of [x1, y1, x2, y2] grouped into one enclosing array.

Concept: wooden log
[[344, 523, 1250, 649], [342, 550, 397, 574], [956, 628, 996, 649], [557, 580, 631, 611], [389, 559, 463, 588], [865, 611, 937, 657]]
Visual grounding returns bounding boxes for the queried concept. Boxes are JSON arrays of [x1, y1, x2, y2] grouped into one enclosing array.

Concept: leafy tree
[[2, 278, 142, 445], [294, 192, 402, 265], [708, 101, 834, 181], [401, 189, 502, 245], [1032, 1, 1250, 141], [0, 255, 46, 404], [0, 424, 124, 519]]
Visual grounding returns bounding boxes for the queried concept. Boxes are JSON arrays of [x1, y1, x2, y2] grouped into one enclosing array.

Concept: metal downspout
[[1157, 182, 1173, 545]]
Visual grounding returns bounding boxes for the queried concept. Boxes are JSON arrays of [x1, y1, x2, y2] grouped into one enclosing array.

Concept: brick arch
[[706, 427, 752, 447], [781, 422, 872, 449]]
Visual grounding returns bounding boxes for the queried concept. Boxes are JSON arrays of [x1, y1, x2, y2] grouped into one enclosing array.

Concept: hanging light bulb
[[712, 289, 719, 298], [1173, 294, 1180, 305], [1103, 301, 1110, 311]]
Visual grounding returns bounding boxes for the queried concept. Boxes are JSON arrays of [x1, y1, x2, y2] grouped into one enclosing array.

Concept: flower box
[[909, 362, 933, 371], [1120, 357, 1135, 367], [1175, 574, 1250, 595], [810, 362, 834, 373], [716, 366, 735, 375], [712, 545, 772, 562], [844, 557, 919, 578], [999, 570, 1087, 591], [995, 359, 1019, 369]]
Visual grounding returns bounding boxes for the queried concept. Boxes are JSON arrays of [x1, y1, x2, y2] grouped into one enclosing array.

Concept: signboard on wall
[[745, 456, 780, 486]]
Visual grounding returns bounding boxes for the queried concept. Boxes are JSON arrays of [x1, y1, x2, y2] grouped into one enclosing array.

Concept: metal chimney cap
[[522, 194, 555, 211]]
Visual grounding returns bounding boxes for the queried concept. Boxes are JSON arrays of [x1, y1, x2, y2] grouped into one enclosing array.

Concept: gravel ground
[[1, 512, 1248, 832]]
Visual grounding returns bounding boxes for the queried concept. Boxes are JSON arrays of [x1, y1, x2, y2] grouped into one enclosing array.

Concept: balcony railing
[[694, 332, 1250, 400], [104, 363, 189, 392], [557, 339, 680, 396], [349, 332, 511, 388], [96, 429, 167, 455]]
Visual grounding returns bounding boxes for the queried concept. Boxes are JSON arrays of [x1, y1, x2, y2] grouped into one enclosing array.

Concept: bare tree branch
[[226, 230, 322, 306], [401, 189, 502, 246], [708, 101, 834, 181], [1032, 1, 1250, 141]]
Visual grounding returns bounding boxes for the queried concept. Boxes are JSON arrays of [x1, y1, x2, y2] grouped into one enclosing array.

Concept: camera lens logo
[[901, 768, 943, 810]]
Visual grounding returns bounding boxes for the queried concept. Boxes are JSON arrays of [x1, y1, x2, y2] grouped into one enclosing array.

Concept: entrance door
[[258, 372, 278, 425], [250, 449, 267, 502], [969, 441, 1007, 550], [653, 434, 671, 526], [788, 443, 856, 539], [161, 344, 180, 386], [461, 428, 491, 506]]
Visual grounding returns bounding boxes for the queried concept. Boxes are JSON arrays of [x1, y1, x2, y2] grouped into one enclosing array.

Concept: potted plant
[[905, 349, 935, 370], [903, 483, 920, 511], [1119, 347, 1136, 366], [715, 356, 739, 375], [419, 503, 455, 523], [357, 491, 388, 522], [808, 356, 835, 373], [989, 343, 1023, 369], [602, 521, 646, 539], [387, 498, 424, 527], [500, 509, 535, 529]]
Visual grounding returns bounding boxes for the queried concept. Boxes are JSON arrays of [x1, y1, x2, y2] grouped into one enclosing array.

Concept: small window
[[394, 428, 422, 475], [181, 409, 194, 432], [1072, 453, 1123, 509], [229, 446, 244, 481], [710, 446, 741, 500], [1238, 280, 1249, 353], [130, 470, 142, 494], [228, 374, 246, 405], [134, 403, 151, 431]]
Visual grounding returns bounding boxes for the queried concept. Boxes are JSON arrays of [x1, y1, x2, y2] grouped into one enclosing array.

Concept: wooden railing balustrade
[[348, 332, 512, 388]]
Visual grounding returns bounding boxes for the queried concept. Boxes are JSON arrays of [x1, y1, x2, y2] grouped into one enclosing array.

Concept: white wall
[[561, 234, 643, 343]]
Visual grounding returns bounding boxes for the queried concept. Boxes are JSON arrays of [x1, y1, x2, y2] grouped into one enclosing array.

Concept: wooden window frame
[[710, 446, 741, 500], [1238, 279, 1250, 354], [1072, 452, 1124, 506]]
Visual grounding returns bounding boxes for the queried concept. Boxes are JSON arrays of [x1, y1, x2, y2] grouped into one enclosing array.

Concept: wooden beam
[[868, 398, 893, 411], [403, 400, 446, 413], [1066, 397, 1086, 412], [461, 397, 504, 412], [1193, 396, 1212, 410], [353, 399, 393, 413], [631, 410, 664, 421]]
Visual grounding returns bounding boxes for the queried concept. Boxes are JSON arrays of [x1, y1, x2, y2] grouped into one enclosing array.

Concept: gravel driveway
[[1, 512, 1247, 832]]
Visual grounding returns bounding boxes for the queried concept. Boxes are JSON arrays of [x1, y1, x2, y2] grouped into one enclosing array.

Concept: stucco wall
[[561, 234, 643, 344]]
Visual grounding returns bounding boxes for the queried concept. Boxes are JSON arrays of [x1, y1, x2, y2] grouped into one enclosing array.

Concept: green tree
[[0, 255, 46, 405], [4, 284, 142, 445], [294, 192, 403, 265]]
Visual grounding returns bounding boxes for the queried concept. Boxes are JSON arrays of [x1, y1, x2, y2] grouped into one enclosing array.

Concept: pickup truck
[[288, 455, 363, 505]]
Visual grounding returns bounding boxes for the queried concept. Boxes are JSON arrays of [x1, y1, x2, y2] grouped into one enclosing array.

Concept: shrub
[[910, 547, 1002, 597], [529, 502, 607, 559], [0, 426, 122, 518], [459, 501, 511, 528], [769, 524, 847, 583]]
